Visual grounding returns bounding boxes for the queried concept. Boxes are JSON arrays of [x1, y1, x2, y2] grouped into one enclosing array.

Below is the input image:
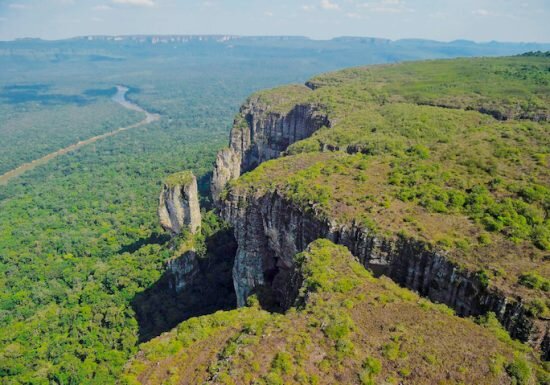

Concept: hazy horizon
[[2, 33, 550, 45], [1, 0, 549, 43]]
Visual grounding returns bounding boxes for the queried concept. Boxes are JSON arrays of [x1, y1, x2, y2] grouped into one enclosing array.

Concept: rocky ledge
[[210, 59, 550, 357]]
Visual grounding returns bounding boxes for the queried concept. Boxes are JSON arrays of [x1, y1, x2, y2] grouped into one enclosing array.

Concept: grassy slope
[[230, 56, 549, 311], [123, 239, 542, 385]]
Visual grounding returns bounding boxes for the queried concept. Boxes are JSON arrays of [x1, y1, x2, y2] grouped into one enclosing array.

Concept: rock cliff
[[211, 59, 549, 357], [158, 171, 202, 235], [221, 189, 542, 348], [211, 94, 330, 202]]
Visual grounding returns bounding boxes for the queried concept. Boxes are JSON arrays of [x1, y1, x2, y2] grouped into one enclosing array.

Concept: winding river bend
[[0, 86, 160, 186]]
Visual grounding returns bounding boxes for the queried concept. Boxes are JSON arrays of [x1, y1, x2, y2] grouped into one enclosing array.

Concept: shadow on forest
[[0, 85, 125, 106], [131, 227, 237, 343], [118, 232, 171, 254]]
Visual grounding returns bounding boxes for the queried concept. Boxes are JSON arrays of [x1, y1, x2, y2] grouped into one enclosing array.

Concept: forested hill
[[124, 55, 549, 385]]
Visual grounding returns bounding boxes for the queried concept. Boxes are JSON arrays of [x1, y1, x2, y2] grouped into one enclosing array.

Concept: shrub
[[323, 314, 354, 341], [478, 233, 492, 245], [362, 357, 382, 376], [524, 299, 548, 318], [336, 338, 355, 358], [358, 357, 382, 385], [506, 356, 531, 385], [264, 372, 284, 385], [518, 272, 550, 291], [409, 144, 430, 159], [272, 352, 293, 375], [476, 270, 490, 288], [382, 342, 400, 361], [489, 354, 506, 375]]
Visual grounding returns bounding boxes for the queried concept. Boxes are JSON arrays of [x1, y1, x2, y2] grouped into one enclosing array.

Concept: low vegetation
[[164, 170, 195, 188]]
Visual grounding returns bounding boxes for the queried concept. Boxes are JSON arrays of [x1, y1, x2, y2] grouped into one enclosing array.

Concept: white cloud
[[320, 0, 340, 10], [91, 16, 103, 22], [264, 11, 274, 17], [92, 5, 113, 11], [112, 0, 156, 7], [301, 4, 315, 11]]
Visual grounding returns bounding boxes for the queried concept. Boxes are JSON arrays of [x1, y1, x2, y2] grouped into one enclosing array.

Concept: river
[[0, 86, 160, 185]]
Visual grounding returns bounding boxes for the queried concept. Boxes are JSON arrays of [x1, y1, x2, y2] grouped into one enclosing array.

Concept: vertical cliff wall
[[166, 250, 199, 293], [211, 97, 330, 202], [221, 189, 543, 351], [211, 88, 547, 356], [159, 171, 202, 235]]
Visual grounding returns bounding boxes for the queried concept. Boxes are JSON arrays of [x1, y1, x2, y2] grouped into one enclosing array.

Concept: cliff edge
[[213, 56, 550, 356]]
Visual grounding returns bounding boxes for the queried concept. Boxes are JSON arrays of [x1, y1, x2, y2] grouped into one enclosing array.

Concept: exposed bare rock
[[221, 188, 546, 354], [211, 97, 330, 204], [158, 171, 201, 235], [211, 148, 241, 203]]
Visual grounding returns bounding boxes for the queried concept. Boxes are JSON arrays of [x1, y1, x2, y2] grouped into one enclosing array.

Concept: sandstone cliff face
[[211, 99, 330, 202], [158, 172, 202, 235], [211, 148, 241, 203], [221, 189, 544, 351]]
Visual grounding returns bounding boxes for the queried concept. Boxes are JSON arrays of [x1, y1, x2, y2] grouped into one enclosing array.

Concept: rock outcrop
[[158, 171, 201, 235], [211, 97, 330, 202], [211, 76, 548, 356], [221, 189, 544, 349], [211, 148, 241, 203]]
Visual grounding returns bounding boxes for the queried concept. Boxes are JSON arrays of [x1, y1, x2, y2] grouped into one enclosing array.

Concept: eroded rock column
[[158, 171, 201, 235]]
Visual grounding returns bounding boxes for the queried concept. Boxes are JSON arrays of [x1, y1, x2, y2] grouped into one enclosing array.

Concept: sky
[[0, 0, 549, 42]]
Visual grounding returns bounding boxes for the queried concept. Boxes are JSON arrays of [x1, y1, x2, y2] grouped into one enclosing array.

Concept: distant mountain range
[[6, 34, 550, 46]]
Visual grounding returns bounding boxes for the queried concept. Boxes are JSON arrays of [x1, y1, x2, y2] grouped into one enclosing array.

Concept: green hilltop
[[164, 171, 195, 188]]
